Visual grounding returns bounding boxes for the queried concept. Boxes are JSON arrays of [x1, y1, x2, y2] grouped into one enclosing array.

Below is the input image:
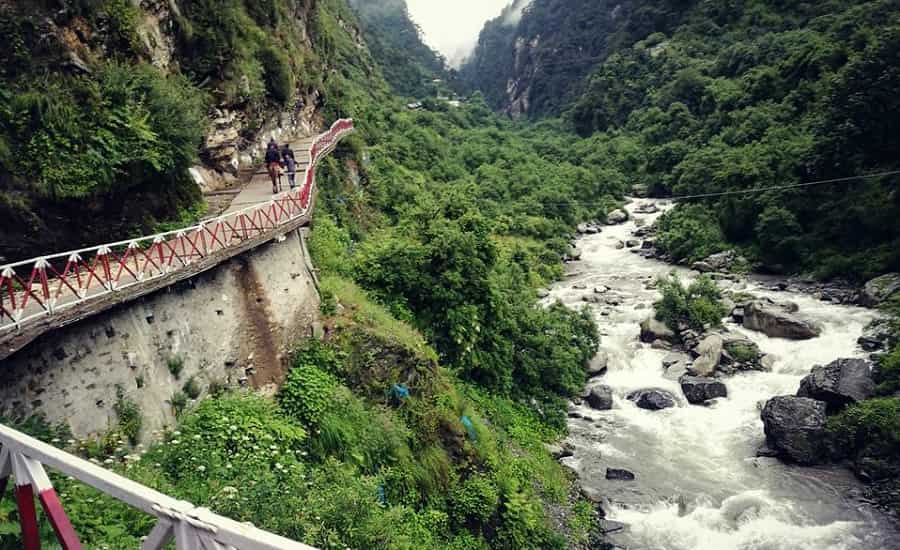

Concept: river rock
[[640, 317, 678, 344], [689, 334, 724, 376], [760, 396, 829, 465], [631, 184, 649, 198], [586, 385, 614, 410], [626, 239, 640, 248], [627, 389, 677, 410], [857, 318, 892, 352], [691, 261, 716, 273], [634, 203, 659, 214], [861, 273, 900, 307], [720, 334, 765, 371], [586, 352, 609, 378], [797, 358, 875, 413], [680, 375, 728, 404], [606, 468, 635, 481], [743, 301, 822, 340], [565, 245, 583, 261], [606, 209, 628, 225]]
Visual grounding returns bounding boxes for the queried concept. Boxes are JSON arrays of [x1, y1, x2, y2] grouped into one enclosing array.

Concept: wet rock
[[861, 273, 900, 307], [640, 317, 678, 344], [573, 283, 588, 290], [632, 226, 652, 238], [662, 352, 689, 369], [615, 241, 625, 250], [858, 318, 893, 351], [743, 301, 822, 340], [641, 239, 655, 250], [582, 294, 603, 304], [720, 334, 765, 372], [586, 385, 614, 410], [760, 354, 777, 370], [756, 444, 781, 458], [587, 352, 609, 378], [760, 396, 828, 465], [544, 442, 575, 460], [731, 307, 745, 323], [633, 203, 659, 214], [680, 375, 727, 404], [625, 239, 640, 248], [606, 209, 629, 225], [627, 389, 677, 410], [565, 246, 583, 261], [689, 334, 724, 377], [797, 358, 875, 413], [599, 519, 628, 534], [692, 261, 715, 273], [594, 286, 609, 294], [537, 289, 550, 298], [606, 468, 635, 481]]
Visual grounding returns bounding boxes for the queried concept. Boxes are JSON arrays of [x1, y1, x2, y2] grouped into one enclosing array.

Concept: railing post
[[15, 482, 41, 550]]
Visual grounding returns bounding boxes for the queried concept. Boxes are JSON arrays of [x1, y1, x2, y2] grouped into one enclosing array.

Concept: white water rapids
[[547, 199, 898, 550]]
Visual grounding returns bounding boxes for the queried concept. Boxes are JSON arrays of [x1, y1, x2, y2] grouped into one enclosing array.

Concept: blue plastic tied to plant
[[376, 484, 387, 506], [460, 415, 477, 442], [391, 383, 410, 400]]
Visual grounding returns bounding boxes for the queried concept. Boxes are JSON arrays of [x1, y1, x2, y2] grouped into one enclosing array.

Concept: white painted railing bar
[[0, 423, 318, 549]]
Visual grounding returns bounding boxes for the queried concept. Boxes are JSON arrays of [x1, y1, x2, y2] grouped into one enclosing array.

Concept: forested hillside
[[465, 0, 900, 280], [348, 0, 448, 97]]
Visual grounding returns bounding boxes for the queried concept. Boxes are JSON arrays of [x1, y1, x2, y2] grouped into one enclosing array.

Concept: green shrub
[[278, 362, 338, 428], [655, 273, 728, 331], [875, 348, 900, 396], [183, 376, 202, 400], [258, 43, 295, 103], [450, 475, 500, 528], [827, 397, 900, 457], [655, 204, 727, 263], [113, 386, 142, 444], [169, 390, 189, 416], [167, 356, 184, 379]]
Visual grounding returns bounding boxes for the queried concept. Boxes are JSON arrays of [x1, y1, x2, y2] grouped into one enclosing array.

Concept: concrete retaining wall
[[0, 229, 320, 440]]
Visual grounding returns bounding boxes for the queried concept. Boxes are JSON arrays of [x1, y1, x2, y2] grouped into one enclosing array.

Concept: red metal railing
[[0, 119, 353, 336]]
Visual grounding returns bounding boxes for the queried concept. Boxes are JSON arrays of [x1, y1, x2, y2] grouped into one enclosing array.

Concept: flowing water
[[547, 199, 899, 550]]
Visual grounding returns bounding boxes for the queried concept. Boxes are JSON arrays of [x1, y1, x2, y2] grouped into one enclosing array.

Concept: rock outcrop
[[586, 352, 609, 378], [689, 333, 724, 376], [760, 396, 829, 465], [640, 317, 678, 345], [743, 301, 821, 340], [861, 273, 900, 307], [680, 375, 727, 404], [606, 209, 628, 225], [627, 389, 677, 410], [797, 358, 875, 413], [586, 385, 614, 410]]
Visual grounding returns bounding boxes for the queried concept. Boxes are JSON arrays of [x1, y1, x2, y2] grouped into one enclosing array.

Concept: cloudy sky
[[406, 0, 512, 66]]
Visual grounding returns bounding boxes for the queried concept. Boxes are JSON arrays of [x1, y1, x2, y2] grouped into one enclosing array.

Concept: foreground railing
[[0, 119, 353, 336], [0, 423, 316, 549]]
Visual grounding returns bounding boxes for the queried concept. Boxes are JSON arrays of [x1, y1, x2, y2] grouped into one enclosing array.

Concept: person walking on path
[[281, 143, 297, 190], [265, 141, 282, 194]]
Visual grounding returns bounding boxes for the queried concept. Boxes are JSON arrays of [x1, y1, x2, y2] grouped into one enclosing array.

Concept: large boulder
[[760, 396, 829, 465], [627, 389, 677, 410], [720, 334, 765, 372], [640, 317, 678, 344], [586, 385, 614, 411], [743, 302, 821, 340], [680, 375, 727, 404], [689, 334, 724, 377], [861, 273, 900, 307], [606, 209, 629, 225], [797, 358, 875, 413], [586, 352, 609, 377]]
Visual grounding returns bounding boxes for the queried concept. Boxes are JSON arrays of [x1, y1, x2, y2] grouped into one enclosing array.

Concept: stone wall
[[0, 229, 320, 440]]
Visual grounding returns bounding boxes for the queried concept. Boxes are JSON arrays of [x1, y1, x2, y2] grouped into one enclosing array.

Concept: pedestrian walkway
[[224, 136, 314, 214]]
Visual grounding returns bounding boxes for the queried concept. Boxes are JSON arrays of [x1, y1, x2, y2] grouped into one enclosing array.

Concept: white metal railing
[[0, 422, 317, 549], [0, 119, 353, 338]]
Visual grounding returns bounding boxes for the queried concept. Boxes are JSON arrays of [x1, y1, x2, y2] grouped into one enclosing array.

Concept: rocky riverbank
[[545, 198, 899, 549]]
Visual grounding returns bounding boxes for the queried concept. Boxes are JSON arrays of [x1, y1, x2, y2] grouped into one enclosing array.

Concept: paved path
[[224, 136, 314, 215]]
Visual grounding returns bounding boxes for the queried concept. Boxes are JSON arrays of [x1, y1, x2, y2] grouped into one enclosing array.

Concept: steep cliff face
[[461, 0, 689, 117], [0, 0, 375, 262]]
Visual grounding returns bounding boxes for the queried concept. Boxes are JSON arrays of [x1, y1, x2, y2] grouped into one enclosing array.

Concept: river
[[546, 199, 899, 550]]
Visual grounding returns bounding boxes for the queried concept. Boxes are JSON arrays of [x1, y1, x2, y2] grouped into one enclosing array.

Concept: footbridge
[[0, 119, 354, 548], [0, 119, 353, 361]]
